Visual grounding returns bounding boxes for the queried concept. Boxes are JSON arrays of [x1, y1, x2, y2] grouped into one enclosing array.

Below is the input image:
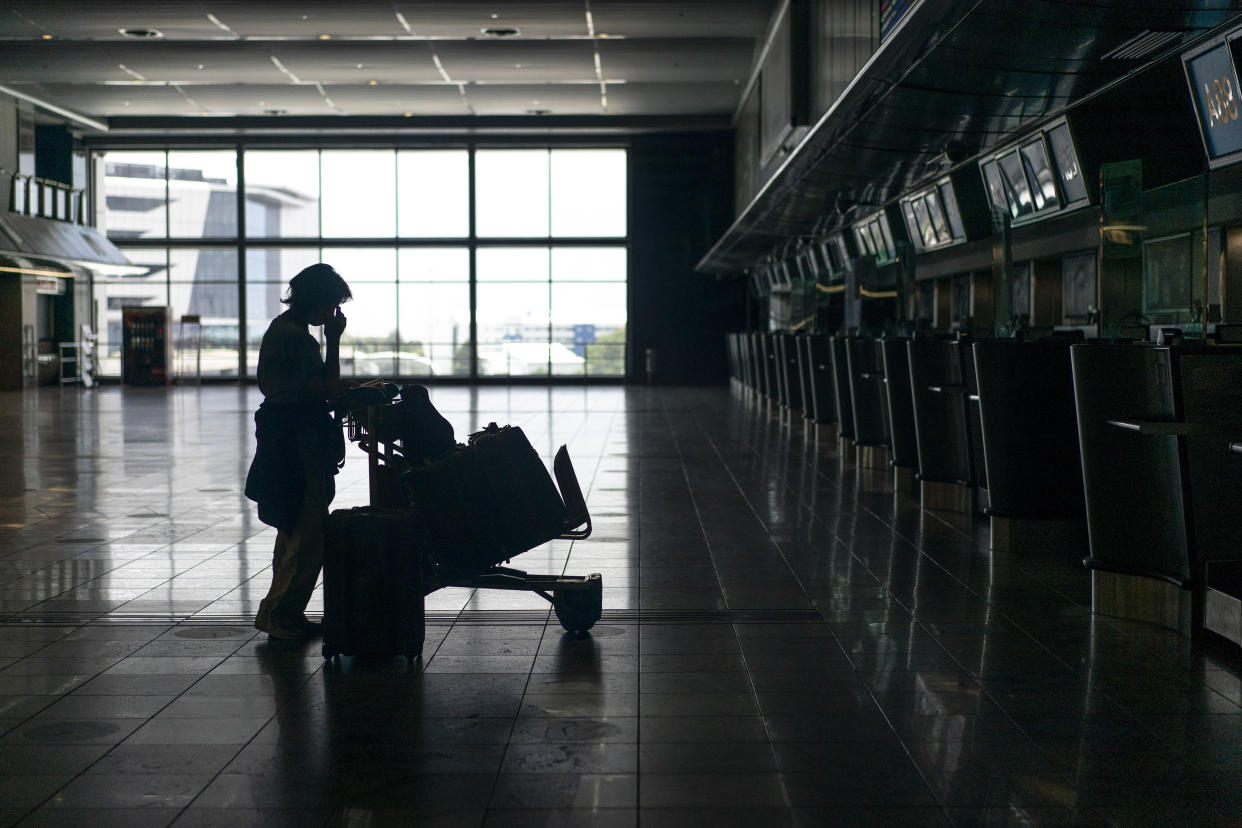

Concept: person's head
[[283, 263, 351, 324]]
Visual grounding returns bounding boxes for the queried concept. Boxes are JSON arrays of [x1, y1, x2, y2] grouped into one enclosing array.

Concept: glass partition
[[97, 150, 168, 240], [476, 150, 550, 238], [321, 150, 396, 238], [476, 247, 551, 376], [244, 150, 321, 237], [396, 150, 469, 238], [168, 151, 237, 238], [398, 248, 471, 376]]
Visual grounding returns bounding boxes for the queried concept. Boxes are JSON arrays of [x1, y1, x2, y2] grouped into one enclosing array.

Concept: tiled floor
[[0, 384, 1241, 826]]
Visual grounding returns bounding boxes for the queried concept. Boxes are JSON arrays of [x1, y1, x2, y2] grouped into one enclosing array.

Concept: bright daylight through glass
[[93, 147, 628, 379]]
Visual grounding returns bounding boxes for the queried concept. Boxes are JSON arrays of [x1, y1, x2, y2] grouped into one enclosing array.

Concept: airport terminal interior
[[3, 0, 1242, 825]]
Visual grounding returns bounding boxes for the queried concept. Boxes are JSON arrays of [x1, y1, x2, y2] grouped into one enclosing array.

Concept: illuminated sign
[[1185, 37, 1242, 166], [35, 277, 65, 295]]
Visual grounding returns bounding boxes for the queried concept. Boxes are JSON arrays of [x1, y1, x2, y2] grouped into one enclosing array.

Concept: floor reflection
[[0, 385, 1240, 824]]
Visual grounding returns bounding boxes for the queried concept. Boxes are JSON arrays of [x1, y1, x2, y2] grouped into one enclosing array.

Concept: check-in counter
[[775, 332, 802, 413], [908, 336, 985, 513], [830, 336, 855, 442], [747, 333, 765, 396], [759, 334, 779, 401], [973, 341, 1085, 554], [845, 336, 891, 469], [727, 333, 744, 391], [880, 337, 918, 492], [802, 334, 837, 430], [795, 334, 815, 421], [1071, 343, 1191, 634], [1207, 440, 1242, 645]]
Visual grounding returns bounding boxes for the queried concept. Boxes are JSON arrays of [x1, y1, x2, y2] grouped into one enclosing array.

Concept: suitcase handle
[[553, 445, 592, 540]]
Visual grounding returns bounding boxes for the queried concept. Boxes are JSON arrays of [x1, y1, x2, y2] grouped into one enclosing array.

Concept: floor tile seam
[[850, 653, 965, 822], [15, 642, 283, 825], [663, 402, 799, 813], [558, 406, 622, 582], [693, 410, 821, 610], [155, 647, 325, 822], [723, 396, 992, 823], [498, 604, 563, 812]]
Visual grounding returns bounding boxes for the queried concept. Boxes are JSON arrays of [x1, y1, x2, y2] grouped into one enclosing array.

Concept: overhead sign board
[[1184, 35, 1242, 167]]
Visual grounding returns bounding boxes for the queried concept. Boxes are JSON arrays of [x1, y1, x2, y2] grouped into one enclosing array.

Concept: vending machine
[[121, 306, 172, 385]]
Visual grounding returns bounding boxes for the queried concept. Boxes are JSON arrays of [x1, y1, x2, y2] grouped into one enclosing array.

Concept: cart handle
[[553, 445, 592, 541]]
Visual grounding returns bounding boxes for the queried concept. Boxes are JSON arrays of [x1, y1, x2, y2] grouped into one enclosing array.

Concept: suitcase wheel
[[553, 573, 603, 634]]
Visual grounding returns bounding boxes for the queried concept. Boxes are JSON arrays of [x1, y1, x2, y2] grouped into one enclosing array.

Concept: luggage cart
[[343, 400, 602, 634]]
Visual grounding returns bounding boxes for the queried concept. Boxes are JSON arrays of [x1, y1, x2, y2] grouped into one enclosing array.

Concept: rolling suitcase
[[321, 506, 424, 660], [403, 424, 568, 581], [467, 423, 567, 554]]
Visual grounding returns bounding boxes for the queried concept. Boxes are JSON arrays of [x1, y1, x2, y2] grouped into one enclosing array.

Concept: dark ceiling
[[697, 0, 1242, 274]]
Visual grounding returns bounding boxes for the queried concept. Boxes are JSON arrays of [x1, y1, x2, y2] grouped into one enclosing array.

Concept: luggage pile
[[321, 383, 599, 660]]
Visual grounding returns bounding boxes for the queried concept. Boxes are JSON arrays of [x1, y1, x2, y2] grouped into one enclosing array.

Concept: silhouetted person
[[245, 263, 352, 639]]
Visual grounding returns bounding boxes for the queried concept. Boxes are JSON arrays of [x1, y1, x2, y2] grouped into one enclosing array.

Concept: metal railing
[[4, 169, 86, 224]]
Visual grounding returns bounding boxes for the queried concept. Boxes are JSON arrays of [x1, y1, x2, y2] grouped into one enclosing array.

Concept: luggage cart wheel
[[553, 573, 603, 633]]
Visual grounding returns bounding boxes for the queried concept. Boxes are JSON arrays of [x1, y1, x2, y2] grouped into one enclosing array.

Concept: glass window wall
[[92, 145, 628, 380]]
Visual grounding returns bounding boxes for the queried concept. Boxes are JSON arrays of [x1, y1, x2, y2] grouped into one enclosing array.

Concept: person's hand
[[324, 307, 347, 341]]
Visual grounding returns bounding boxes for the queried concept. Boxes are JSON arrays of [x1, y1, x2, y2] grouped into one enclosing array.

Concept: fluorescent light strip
[[205, 13, 239, 38], [394, 11, 414, 35], [432, 54, 453, 83], [117, 64, 146, 81], [0, 265, 72, 278], [270, 55, 302, 84], [0, 84, 107, 132], [314, 82, 341, 113], [171, 83, 208, 113]]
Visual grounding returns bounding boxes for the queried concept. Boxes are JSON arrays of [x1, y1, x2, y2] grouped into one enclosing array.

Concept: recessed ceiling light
[[197, 64, 205, 70], [41, 34, 52, 40], [368, 79, 378, 85], [490, 13, 499, 19], [403, 112, 413, 117], [355, 64, 364, 69], [318, 33, 331, 40], [481, 27, 519, 38], [119, 28, 163, 39]]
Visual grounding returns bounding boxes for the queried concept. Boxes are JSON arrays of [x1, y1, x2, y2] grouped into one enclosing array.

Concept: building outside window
[[91, 146, 628, 380]]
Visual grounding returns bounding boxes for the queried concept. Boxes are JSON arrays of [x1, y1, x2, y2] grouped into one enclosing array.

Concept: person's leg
[[255, 529, 303, 637], [271, 430, 329, 629], [255, 430, 329, 638]]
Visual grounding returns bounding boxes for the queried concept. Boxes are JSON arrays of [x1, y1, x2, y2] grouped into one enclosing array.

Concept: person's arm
[[306, 308, 347, 398]]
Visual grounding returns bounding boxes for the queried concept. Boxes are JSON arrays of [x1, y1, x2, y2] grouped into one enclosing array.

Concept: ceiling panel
[[270, 42, 443, 83], [597, 38, 753, 82], [196, 3, 413, 39], [0, 44, 143, 83], [0, 2, 221, 40], [0, 0, 772, 121], [590, 1, 776, 38], [465, 83, 603, 116], [434, 40, 597, 82], [27, 82, 207, 116], [390, 3, 592, 39], [605, 81, 739, 114]]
